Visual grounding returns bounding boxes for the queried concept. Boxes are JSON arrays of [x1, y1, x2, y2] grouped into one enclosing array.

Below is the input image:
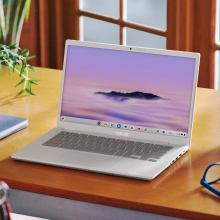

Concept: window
[[28, 0, 216, 90], [79, 0, 167, 49]]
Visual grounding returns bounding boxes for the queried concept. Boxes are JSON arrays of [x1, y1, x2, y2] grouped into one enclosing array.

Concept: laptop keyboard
[[42, 131, 173, 162]]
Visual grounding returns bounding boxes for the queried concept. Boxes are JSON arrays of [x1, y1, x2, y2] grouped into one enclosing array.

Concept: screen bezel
[[57, 40, 200, 148]]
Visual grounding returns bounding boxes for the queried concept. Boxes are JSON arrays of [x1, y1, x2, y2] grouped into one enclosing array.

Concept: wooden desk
[[0, 67, 220, 220]]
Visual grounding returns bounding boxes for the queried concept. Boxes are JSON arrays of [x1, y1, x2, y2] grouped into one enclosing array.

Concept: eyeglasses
[[200, 163, 220, 197]]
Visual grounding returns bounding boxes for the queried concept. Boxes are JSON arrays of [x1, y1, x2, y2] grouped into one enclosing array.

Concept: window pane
[[125, 27, 166, 49], [214, 50, 220, 89], [81, 17, 119, 45], [82, 0, 119, 18], [126, 0, 167, 31]]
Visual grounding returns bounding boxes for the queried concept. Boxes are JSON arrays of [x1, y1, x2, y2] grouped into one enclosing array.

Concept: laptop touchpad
[[54, 151, 121, 169]]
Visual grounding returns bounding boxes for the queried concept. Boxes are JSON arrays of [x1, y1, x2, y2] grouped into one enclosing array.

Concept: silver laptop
[[11, 40, 200, 180]]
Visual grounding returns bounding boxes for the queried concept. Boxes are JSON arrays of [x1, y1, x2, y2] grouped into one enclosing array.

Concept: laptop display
[[60, 45, 196, 138]]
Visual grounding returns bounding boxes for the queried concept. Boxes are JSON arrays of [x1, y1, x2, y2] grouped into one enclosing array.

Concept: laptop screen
[[60, 45, 196, 138]]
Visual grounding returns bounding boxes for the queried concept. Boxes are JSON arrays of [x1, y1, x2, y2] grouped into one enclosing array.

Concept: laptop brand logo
[[115, 131, 128, 136]]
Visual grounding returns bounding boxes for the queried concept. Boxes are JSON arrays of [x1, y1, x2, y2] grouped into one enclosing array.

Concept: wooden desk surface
[[0, 67, 220, 220]]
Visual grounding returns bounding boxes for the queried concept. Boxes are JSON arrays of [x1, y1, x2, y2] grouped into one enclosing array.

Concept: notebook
[[0, 114, 28, 139], [11, 40, 200, 180]]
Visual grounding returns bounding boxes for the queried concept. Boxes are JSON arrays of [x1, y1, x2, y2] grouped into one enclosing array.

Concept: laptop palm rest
[[54, 151, 122, 169]]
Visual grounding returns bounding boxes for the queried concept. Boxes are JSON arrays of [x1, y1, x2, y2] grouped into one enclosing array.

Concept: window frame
[[76, 0, 178, 49], [33, 0, 216, 90]]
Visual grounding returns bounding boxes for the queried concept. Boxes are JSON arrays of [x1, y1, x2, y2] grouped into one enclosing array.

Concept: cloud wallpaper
[[61, 45, 196, 132]]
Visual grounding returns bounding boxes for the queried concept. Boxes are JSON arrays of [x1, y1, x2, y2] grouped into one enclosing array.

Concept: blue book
[[0, 114, 28, 139]]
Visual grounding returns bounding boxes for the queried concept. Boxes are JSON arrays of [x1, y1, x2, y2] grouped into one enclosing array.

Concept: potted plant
[[0, 0, 39, 95]]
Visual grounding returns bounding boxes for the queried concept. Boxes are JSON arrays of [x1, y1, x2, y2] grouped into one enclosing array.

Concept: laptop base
[[12, 128, 188, 180]]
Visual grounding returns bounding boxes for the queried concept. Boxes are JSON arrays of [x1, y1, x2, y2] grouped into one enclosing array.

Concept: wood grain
[[1, 68, 220, 220]]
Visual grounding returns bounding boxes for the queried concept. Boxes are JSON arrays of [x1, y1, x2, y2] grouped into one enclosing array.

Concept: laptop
[[11, 40, 200, 180]]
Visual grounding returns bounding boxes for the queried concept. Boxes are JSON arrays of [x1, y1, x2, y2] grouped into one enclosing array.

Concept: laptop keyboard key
[[43, 142, 59, 147], [58, 143, 69, 149], [121, 152, 133, 158], [105, 150, 116, 155], [139, 156, 150, 161], [132, 152, 143, 156], [148, 155, 162, 159], [48, 140, 61, 144], [61, 145, 74, 150]]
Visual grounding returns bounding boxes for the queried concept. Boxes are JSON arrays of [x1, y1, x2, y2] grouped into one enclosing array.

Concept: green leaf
[[28, 80, 31, 90], [30, 78, 40, 82], [22, 51, 29, 57], [8, 43, 17, 47], [0, 63, 3, 77], [17, 0, 26, 23], [25, 88, 35, 95], [8, 43, 16, 48], [13, 60, 16, 71], [0, 0, 6, 41], [16, 58, 22, 65], [19, 65, 26, 77], [30, 81, 38, 85], [28, 65, 36, 74], [8, 43, 19, 50], [15, 78, 25, 87], [2, 51, 8, 57], [9, 53, 14, 59], [25, 55, 35, 60], [16, 0, 26, 37], [5, 0, 11, 34], [19, 89, 25, 94], [2, 46, 9, 56], [8, 0, 20, 45], [22, 69, 33, 74], [17, 48, 27, 55], [23, 58, 27, 66], [25, 0, 31, 20], [1, 62, 12, 71]]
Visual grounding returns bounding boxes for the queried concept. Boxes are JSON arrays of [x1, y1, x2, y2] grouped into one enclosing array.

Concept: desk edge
[[0, 178, 217, 220]]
